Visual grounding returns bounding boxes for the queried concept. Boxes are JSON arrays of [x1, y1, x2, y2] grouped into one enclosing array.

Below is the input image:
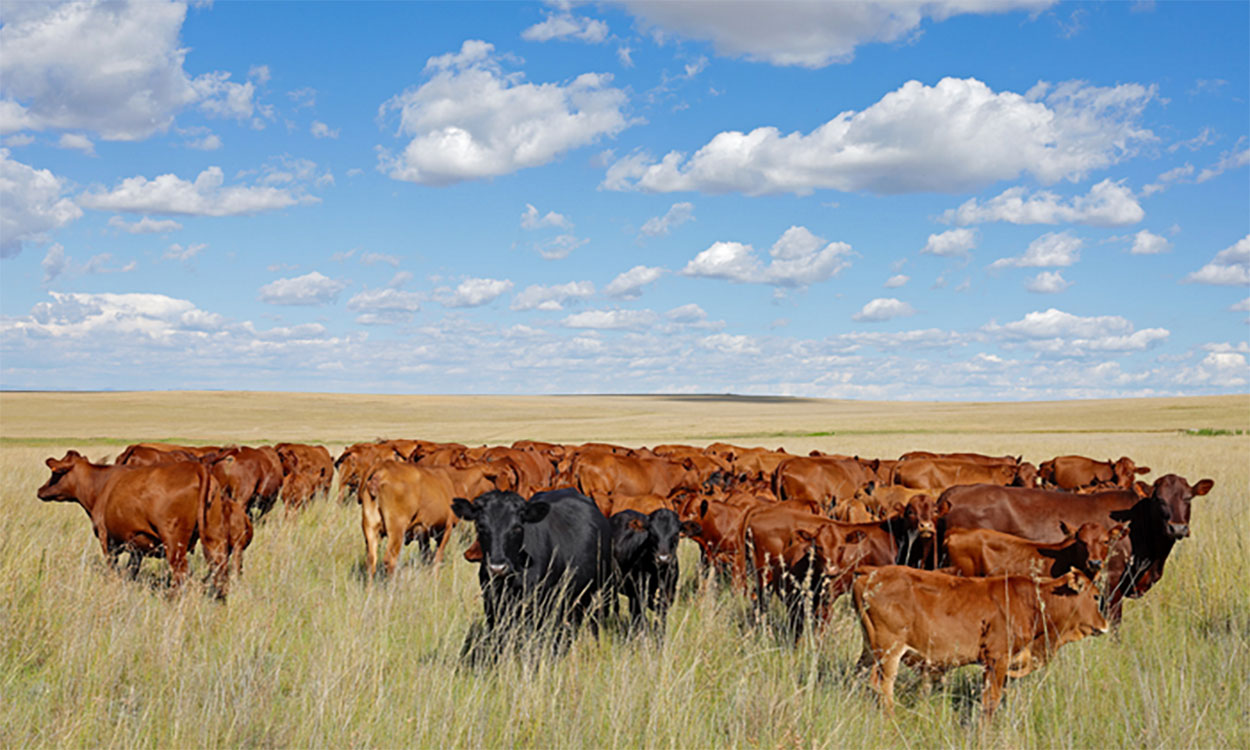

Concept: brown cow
[[274, 443, 334, 507], [773, 456, 871, 508], [359, 460, 507, 576], [893, 458, 1037, 490], [938, 474, 1213, 622], [944, 522, 1127, 579], [116, 443, 222, 465], [38, 450, 235, 597], [570, 453, 699, 505], [853, 567, 1108, 719], [1038, 455, 1151, 491], [336, 442, 405, 503]]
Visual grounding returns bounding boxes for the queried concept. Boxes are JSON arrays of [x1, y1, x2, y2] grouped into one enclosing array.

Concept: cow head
[[902, 494, 948, 540], [1134, 474, 1213, 540], [1044, 571, 1110, 640], [616, 509, 701, 567], [451, 491, 549, 578], [1013, 462, 1039, 487], [1112, 456, 1150, 487], [1057, 521, 1128, 576], [38, 451, 88, 502], [792, 526, 869, 583]]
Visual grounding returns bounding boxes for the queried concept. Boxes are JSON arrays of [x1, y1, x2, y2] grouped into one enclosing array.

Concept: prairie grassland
[[1, 392, 1248, 748]]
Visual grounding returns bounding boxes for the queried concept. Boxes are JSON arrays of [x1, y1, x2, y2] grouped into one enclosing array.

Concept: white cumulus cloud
[[562, 308, 659, 330], [1186, 235, 1250, 286], [310, 121, 340, 139], [0, 1, 267, 141], [921, 228, 977, 259], [989, 231, 1082, 270], [78, 165, 317, 216], [603, 77, 1153, 196], [853, 297, 916, 322], [0, 149, 83, 257], [108, 216, 183, 234], [379, 40, 632, 185], [258, 271, 348, 306], [521, 203, 572, 230], [522, 10, 609, 43], [605, 265, 665, 299], [512, 281, 595, 311], [942, 179, 1144, 226], [1129, 229, 1171, 255], [438, 277, 515, 308], [619, 0, 1055, 68], [640, 201, 694, 237], [683, 226, 852, 287], [984, 308, 1169, 355], [1026, 270, 1072, 293]]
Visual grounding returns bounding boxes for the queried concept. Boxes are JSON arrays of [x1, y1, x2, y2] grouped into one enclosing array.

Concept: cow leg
[[383, 529, 404, 577], [361, 503, 382, 579], [167, 541, 189, 594], [125, 549, 142, 579], [872, 643, 905, 715], [980, 658, 1007, 721], [431, 522, 454, 565]]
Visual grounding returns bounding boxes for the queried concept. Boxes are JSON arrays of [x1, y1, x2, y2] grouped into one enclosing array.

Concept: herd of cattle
[[37, 439, 1214, 719]]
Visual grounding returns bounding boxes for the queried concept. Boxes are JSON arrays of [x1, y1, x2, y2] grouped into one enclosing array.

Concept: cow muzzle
[[487, 562, 508, 577], [1167, 523, 1190, 539], [1087, 559, 1103, 572], [656, 553, 673, 564]]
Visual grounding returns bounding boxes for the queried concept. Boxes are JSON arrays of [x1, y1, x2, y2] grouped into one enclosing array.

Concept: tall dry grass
[[1, 393, 1247, 747]]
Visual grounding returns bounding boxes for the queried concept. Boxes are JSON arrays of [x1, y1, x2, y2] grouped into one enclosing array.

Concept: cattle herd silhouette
[[37, 438, 1213, 720]]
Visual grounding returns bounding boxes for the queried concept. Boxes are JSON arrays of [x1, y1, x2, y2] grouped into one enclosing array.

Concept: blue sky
[[1, 0, 1247, 399]]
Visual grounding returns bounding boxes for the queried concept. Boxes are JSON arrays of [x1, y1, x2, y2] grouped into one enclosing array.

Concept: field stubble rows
[[1, 393, 1248, 747]]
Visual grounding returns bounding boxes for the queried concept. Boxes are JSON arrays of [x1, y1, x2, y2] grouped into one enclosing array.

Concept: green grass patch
[[1183, 428, 1247, 436]]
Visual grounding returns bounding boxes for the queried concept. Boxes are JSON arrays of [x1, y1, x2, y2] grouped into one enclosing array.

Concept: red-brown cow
[[359, 460, 508, 576], [773, 456, 872, 508], [274, 443, 334, 508], [938, 474, 1213, 622], [38, 450, 236, 597], [893, 458, 1037, 491], [1038, 455, 1151, 491], [853, 567, 1107, 720], [570, 453, 699, 505], [944, 522, 1127, 579]]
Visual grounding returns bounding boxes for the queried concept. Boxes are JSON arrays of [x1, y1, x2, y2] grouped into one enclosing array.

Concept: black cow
[[610, 509, 700, 633], [452, 488, 613, 652], [938, 473, 1213, 623]]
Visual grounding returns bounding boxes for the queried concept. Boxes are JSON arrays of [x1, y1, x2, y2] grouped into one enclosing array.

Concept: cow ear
[[450, 497, 478, 521], [1193, 479, 1214, 496], [845, 530, 867, 544], [1108, 523, 1128, 541], [865, 481, 876, 495], [521, 501, 550, 523], [681, 521, 702, 537], [627, 517, 648, 532], [936, 498, 952, 516], [682, 457, 695, 470], [795, 529, 816, 543], [1135, 466, 1151, 475], [1058, 520, 1073, 537], [1133, 481, 1151, 499]]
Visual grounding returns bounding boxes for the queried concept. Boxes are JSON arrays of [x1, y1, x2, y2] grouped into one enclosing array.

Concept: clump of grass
[[1182, 427, 1247, 436]]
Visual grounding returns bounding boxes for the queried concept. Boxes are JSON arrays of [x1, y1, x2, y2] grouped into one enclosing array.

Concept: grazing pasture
[[1, 392, 1248, 747]]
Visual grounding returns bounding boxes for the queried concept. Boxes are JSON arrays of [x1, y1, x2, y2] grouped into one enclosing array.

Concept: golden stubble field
[[1, 391, 1248, 748]]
